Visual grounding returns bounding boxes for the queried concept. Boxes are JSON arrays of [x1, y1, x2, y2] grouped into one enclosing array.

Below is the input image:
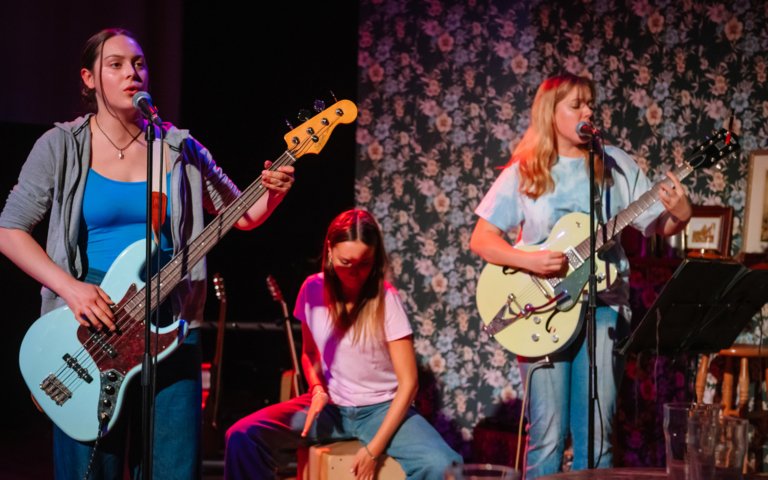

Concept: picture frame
[[685, 205, 734, 258], [742, 150, 768, 253]]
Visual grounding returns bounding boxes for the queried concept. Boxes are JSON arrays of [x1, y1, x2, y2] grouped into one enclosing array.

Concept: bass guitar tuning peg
[[714, 160, 726, 171], [284, 118, 294, 131]]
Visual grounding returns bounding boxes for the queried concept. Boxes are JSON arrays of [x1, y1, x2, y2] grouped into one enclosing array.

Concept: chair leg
[[723, 357, 736, 416], [738, 358, 750, 416], [696, 354, 710, 404]]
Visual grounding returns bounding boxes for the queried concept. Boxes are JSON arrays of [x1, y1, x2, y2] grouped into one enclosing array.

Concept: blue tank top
[[81, 169, 173, 281]]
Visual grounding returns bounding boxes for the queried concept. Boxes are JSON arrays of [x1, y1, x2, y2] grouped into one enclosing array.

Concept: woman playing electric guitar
[[469, 73, 692, 479]]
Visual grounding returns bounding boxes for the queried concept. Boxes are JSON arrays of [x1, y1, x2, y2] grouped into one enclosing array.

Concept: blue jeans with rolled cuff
[[225, 394, 462, 480]]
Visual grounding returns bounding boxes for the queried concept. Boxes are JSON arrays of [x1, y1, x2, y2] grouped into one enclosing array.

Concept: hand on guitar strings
[[524, 249, 568, 277], [658, 171, 692, 224], [61, 278, 116, 331], [261, 160, 295, 195]]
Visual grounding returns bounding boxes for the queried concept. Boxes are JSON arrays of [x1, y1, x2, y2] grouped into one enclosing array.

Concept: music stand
[[617, 258, 768, 356]]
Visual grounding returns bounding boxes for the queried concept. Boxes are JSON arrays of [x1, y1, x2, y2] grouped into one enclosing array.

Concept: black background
[[0, 4, 359, 474]]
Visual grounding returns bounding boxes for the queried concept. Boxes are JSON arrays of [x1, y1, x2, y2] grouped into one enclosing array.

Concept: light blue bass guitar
[[18, 100, 357, 442]]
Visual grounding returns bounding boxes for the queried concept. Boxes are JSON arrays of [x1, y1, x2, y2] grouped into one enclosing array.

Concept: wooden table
[[538, 468, 666, 479], [539, 468, 768, 479]]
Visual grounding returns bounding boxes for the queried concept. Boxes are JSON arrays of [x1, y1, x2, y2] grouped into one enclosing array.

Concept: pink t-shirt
[[293, 273, 413, 407]]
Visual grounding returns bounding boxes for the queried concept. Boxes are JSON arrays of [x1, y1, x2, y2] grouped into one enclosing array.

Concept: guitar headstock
[[266, 275, 285, 304], [283, 99, 357, 158], [213, 273, 227, 303], [686, 128, 741, 171]]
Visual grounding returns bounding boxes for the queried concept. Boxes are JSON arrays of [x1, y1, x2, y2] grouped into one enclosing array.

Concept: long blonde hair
[[509, 73, 603, 199], [322, 209, 388, 344]]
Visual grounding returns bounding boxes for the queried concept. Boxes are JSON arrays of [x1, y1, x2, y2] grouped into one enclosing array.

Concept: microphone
[[132, 91, 163, 126], [576, 121, 601, 138]]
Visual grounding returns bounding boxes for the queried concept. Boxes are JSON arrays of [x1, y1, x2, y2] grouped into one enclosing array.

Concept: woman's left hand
[[261, 160, 295, 195], [659, 171, 692, 223], [351, 447, 378, 480]]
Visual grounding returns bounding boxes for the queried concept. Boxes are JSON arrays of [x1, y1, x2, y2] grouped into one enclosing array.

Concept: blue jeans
[[53, 329, 203, 480], [518, 305, 626, 479], [225, 394, 462, 480]]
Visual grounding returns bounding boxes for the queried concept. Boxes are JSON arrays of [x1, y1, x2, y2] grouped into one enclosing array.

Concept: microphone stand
[[586, 134, 600, 470], [141, 120, 157, 480]]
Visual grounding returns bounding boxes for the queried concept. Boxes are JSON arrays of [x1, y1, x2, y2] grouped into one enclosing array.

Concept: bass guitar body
[[19, 239, 184, 442]]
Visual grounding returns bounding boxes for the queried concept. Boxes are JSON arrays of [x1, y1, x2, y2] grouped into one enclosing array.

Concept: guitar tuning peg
[[297, 109, 312, 122], [284, 118, 294, 131], [714, 161, 725, 171], [329, 90, 338, 102]]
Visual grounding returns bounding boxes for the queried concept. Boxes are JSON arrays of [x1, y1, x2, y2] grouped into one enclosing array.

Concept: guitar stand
[[616, 258, 768, 357]]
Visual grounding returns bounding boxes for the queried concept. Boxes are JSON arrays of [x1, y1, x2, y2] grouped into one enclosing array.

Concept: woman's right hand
[[60, 279, 116, 331], [301, 387, 329, 438], [523, 250, 568, 276]]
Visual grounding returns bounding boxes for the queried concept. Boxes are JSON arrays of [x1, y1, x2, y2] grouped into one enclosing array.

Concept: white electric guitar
[[476, 129, 740, 358], [18, 100, 357, 442]]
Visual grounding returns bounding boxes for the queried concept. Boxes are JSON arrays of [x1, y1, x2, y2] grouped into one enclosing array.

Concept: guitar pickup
[[90, 332, 118, 359], [63, 353, 94, 383], [563, 248, 583, 270]]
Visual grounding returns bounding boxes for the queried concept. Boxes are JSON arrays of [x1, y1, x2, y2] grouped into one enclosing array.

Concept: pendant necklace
[[94, 116, 142, 159]]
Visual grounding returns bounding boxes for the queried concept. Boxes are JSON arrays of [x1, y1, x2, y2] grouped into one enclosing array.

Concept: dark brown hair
[[321, 209, 388, 342], [80, 28, 138, 112]]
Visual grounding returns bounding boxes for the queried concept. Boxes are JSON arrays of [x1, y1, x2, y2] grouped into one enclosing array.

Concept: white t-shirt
[[293, 273, 413, 407]]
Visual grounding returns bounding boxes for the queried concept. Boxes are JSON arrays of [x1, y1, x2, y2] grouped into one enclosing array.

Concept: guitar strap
[[150, 127, 169, 245], [599, 151, 622, 238]]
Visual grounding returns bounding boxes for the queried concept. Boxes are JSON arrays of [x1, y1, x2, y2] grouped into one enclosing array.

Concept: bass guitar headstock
[[283, 99, 357, 159], [213, 273, 227, 305]]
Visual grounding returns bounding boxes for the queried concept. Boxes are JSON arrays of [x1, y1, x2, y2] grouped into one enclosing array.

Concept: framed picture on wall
[[685, 205, 734, 258], [742, 150, 768, 253]]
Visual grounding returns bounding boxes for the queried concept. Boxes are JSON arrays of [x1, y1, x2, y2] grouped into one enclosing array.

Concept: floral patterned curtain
[[356, 0, 767, 462]]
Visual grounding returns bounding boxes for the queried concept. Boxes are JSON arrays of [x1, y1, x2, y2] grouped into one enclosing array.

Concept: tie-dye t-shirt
[[475, 145, 665, 311]]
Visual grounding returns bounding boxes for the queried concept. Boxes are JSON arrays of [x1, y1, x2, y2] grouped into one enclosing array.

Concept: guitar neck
[[127, 151, 296, 316], [574, 163, 692, 258], [281, 301, 303, 395], [212, 298, 227, 373]]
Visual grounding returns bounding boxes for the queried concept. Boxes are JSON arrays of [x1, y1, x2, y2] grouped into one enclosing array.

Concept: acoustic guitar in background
[[267, 275, 304, 400], [202, 273, 227, 459]]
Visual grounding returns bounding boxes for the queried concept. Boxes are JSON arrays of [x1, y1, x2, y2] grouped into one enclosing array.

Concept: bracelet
[[364, 444, 378, 460], [310, 384, 326, 396]]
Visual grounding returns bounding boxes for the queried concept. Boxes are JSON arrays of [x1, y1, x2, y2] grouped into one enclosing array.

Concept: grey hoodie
[[0, 114, 241, 327]]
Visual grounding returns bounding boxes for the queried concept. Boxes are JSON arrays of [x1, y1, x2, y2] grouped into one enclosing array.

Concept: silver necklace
[[94, 116, 142, 159]]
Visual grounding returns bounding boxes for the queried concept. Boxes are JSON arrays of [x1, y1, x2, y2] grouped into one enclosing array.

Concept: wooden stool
[[696, 345, 768, 473], [696, 345, 768, 417], [297, 440, 406, 480]]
